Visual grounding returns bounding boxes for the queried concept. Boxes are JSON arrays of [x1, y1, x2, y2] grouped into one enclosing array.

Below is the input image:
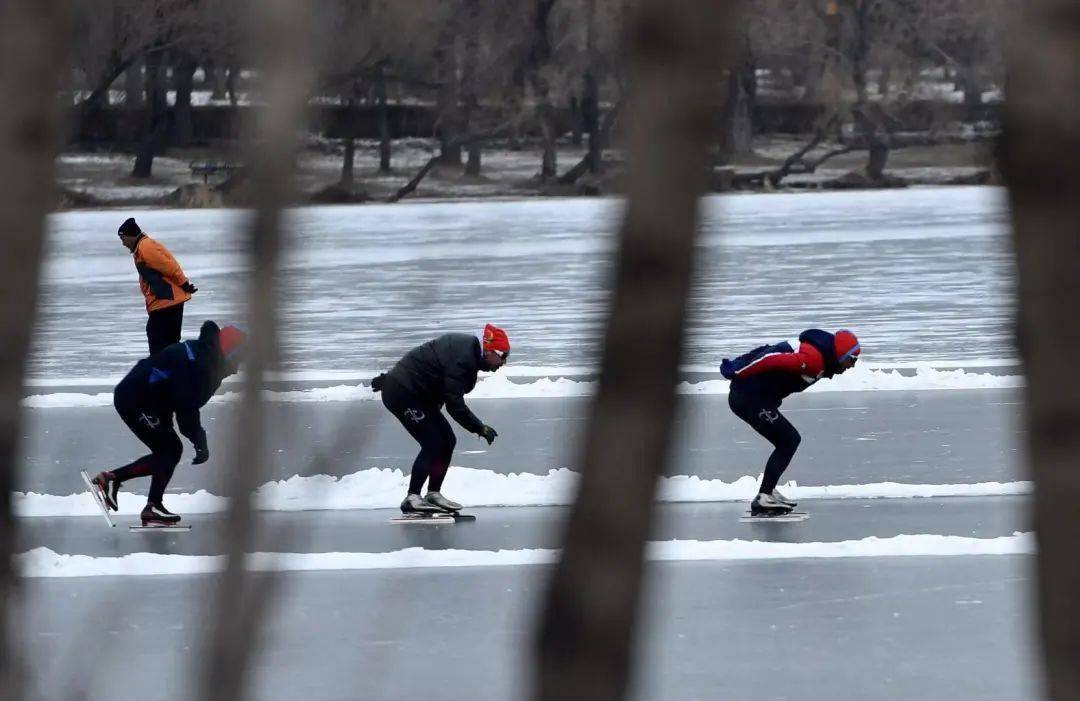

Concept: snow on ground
[[13, 465, 1032, 518], [17, 532, 1032, 578]]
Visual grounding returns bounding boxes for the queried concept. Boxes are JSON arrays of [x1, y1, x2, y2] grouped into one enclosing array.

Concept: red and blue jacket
[[721, 329, 843, 406]]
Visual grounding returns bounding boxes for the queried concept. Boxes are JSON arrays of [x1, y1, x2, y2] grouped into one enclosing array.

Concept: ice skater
[[90, 321, 247, 526], [117, 217, 199, 355], [371, 324, 509, 514], [721, 328, 861, 516]]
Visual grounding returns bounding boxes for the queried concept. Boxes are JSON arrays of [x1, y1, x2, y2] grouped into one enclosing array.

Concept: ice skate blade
[[390, 512, 476, 524], [739, 511, 809, 523], [80, 470, 115, 528], [129, 524, 192, 531]]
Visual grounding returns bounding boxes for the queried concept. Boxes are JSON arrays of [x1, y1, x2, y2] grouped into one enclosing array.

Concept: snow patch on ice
[[16, 532, 1034, 578], [14, 466, 1031, 517], [20, 366, 1024, 408]]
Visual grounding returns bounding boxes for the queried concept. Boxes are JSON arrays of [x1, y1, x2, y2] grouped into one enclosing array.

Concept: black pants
[[380, 376, 456, 495], [728, 389, 801, 495], [109, 378, 183, 504], [146, 303, 184, 355]]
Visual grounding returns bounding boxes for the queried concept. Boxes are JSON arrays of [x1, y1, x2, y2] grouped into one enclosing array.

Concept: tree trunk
[[172, 52, 197, 146], [198, 3, 312, 701], [209, 61, 228, 100], [435, 24, 461, 165], [124, 58, 145, 109], [570, 94, 583, 146], [718, 30, 755, 162], [0, 2, 68, 697], [375, 65, 391, 172], [1002, 3, 1080, 699], [534, 1, 739, 699], [583, 72, 600, 174], [340, 135, 355, 189], [461, 0, 481, 176], [132, 48, 166, 178]]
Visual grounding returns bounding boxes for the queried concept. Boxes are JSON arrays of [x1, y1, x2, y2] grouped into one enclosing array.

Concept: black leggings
[[728, 390, 801, 495], [380, 377, 456, 494], [110, 382, 183, 504], [146, 303, 184, 355]]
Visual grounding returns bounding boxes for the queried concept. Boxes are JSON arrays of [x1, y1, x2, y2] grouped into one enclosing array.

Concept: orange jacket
[[131, 235, 192, 313]]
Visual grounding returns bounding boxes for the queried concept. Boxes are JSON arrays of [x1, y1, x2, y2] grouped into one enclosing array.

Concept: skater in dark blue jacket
[[722, 329, 861, 516], [90, 321, 247, 526]]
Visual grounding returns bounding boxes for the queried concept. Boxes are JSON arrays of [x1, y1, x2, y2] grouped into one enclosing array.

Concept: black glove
[[192, 431, 209, 464], [181, 281, 198, 294], [479, 425, 498, 445], [371, 373, 386, 392]]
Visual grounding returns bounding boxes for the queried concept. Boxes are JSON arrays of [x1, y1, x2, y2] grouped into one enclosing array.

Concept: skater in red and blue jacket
[[90, 321, 247, 526], [721, 329, 861, 516]]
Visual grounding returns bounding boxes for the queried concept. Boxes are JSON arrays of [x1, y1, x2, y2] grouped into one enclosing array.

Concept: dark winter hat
[[834, 329, 861, 362], [118, 217, 141, 236], [482, 323, 511, 356], [219, 325, 248, 360]]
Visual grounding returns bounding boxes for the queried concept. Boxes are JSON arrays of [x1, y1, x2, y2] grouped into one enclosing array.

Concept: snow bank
[[13, 466, 1032, 518], [20, 366, 1023, 408], [16, 532, 1034, 578]]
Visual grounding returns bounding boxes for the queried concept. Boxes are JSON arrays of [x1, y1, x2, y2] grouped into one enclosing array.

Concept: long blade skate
[[389, 512, 477, 524], [79, 470, 115, 528], [739, 511, 809, 523], [129, 524, 192, 532]]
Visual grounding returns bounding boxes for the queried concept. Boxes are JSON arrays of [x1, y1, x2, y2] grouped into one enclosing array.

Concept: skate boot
[[140, 502, 181, 526], [750, 492, 793, 516], [91, 471, 120, 511], [424, 491, 462, 512], [400, 493, 444, 514], [771, 488, 797, 508]]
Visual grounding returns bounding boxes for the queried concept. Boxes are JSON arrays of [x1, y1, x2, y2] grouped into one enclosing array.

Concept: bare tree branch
[[534, 1, 740, 699]]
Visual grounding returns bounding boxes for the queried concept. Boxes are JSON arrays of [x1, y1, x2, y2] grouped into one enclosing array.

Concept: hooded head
[[834, 329, 860, 372], [481, 323, 510, 371]]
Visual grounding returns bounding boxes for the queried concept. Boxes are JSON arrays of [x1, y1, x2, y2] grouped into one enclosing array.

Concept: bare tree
[[0, 2, 70, 698], [198, 1, 313, 699], [1002, 2, 1080, 699], [534, 1, 739, 699]]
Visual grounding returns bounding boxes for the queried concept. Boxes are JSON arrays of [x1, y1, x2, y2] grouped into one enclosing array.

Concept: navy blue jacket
[[115, 321, 229, 444]]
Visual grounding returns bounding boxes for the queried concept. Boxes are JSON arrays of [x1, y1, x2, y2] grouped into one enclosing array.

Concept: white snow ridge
[[14, 466, 1032, 517]]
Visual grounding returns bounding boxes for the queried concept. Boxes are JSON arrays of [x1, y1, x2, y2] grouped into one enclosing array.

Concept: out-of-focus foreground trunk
[[198, 2, 312, 701], [533, 2, 739, 700], [1002, 2, 1080, 700], [0, 2, 68, 698]]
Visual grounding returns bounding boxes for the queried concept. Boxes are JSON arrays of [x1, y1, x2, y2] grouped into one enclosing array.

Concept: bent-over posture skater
[[372, 324, 509, 514], [90, 321, 246, 525], [721, 328, 861, 515]]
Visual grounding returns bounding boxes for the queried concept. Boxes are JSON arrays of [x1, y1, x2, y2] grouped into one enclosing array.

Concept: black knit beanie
[[118, 217, 141, 236]]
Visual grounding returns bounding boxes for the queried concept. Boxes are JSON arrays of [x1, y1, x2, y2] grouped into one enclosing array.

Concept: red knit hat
[[834, 329, 860, 362], [482, 323, 510, 355], [219, 325, 248, 359]]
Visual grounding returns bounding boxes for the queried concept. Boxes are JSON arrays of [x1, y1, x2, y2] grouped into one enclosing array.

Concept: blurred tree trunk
[[1002, 2, 1080, 699], [198, 2, 312, 700], [582, 0, 601, 175], [0, 1, 69, 697], [534, 1, 739, 700]]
